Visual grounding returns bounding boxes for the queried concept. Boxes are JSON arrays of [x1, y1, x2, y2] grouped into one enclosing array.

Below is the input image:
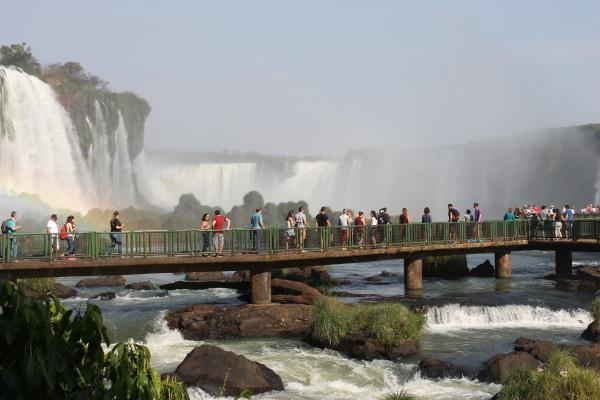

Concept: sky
[[2, 1, 600, 156]]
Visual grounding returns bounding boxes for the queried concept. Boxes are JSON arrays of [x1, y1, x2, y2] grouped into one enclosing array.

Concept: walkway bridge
[[1, 220, 599, 303]]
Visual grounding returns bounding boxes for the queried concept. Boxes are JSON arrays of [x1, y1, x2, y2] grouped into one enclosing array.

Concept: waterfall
[[0, 66, 140, 212], [426, 304, 591, 331]]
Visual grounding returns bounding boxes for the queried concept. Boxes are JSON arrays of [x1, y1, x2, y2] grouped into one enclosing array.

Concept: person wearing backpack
[[4, 211, 21, 262], [64, 215, 77, 258], [106, 211, 124, 258]]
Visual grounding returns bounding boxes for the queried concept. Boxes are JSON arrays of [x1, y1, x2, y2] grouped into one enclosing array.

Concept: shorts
[[286, 229, 296, 237], [213, 233, 224, 247]]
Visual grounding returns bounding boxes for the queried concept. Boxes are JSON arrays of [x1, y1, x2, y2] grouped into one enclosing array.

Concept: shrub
[[380, 390, 416, 400], [17, 277, 55, 295], [311, 298, 425, 347], [591, 297, 600, 328], [497, 350, 600, 400], [0, 280, 189, 400]]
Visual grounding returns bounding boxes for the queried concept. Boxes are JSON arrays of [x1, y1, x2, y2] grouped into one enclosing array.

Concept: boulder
[[513, 337, 558, 363], [423, 255, 469, 278], [125, 281, 157, 290], [91, 291, 116, 300], [577, 266, 600, 286], [582, 322, 600, 342], [306, 331, 418, 361], [172, 345, 283, 396], [478, 351, 541, 383], [76, 275, 126, 287], [380, 270, 398, 277], [362, 275, 383, 283], [419, 357, 469, 379], [555, 279, 597, 292], [185, 271, 227, 281], [469, 260, 495, 277], [166, 303, 312, 340], [271, 279, 324, 304], [571, 344, 600, 370], [54, 283, 77, 299]]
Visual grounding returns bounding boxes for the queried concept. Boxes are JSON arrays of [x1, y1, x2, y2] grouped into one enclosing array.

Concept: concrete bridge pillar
[[555, 250, 573, 278], [495, 251, 512, 279], [250, 267, 271, 304], [404, 257, 423, 290]]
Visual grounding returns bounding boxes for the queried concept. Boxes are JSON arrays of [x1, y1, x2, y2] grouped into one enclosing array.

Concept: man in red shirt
[[211, 209, 231, 256]]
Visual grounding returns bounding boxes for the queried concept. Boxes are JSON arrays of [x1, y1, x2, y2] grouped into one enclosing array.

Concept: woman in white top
[[285, 211, 296, 250], [370, 210, 378, 246]]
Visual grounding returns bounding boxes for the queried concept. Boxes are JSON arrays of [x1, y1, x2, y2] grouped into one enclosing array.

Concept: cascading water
[[0, 66, 140, 212]]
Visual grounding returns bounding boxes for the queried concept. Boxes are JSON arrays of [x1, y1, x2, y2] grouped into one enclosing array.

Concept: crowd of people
[[0, 200, 595, 260]]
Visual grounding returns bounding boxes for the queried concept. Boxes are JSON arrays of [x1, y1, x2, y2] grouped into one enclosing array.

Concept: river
[[59, 251, 598, 399]]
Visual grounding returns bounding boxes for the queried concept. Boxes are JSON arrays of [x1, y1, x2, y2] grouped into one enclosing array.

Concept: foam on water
[[427, 304, 591, 332]]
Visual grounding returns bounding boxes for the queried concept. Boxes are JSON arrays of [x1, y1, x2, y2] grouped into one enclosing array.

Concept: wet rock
[[166, 303, 312, 340], [419, 357, 469, 379], [582, 322, 600, 343], [362, 275, 382, 283], [513, 337, 558, 362], [555, 279, 597, 292], [172, 345, 283, 396], [571, 343, 600, 370], [306, 331, 418, 361], [380, 271, 398, 277], [125, 281, 157, 290], [185, 271, 227, 281], [54, 283, 77, 298], [469, 260, 495, 277], [76, 275, 125, 287], [423, 255, 469, 279], [272, 267, 350, 286], [271, 279, 324, 304], [478, 351, 541, 383], [91, 291, 116, 300]]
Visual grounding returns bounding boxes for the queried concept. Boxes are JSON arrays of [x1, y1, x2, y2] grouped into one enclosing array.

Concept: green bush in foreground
[[380, 390, 416, 400], [0, 280, 189, 400], [497, 350, 600, 400], [591, 297, 600, 328], [311, 297, 426, 347], [17, 277, 56, 295]]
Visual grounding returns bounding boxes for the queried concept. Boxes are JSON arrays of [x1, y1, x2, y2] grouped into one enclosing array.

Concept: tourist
[[285, 210, 296, 250], [250, 207, 265, 253], [473, 202, 483, 241], [370, 210, 378, 246], [553, 209, 564, 239], [199, 213, 210, 255], [315, 207, 330, 251], [212, 209, 231, 256], [65, 215, 77, 258], [514, 207, 522, 219], [464, 209, 474, 222], [503, 208, 515, 221], [5, 211, 21, 262], [46, 214, 59, 257], [399, 208, 411, 243], [539, 205, 549, 221], [106, 211, 124, 258], [421, 207, 432, 223], [447, 204, 460, 242], [564, 204, 575, 239], [295, 206, 309, 249], [338, 209, 350, 248], [354, 211, 366, 247], [377, 208, 390, 245]]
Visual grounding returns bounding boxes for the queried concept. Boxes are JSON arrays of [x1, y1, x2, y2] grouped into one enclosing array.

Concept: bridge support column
[[250, 267, 271, 304], [404, 257, 423, 290], [495, 251, 512, 279], [555, 250, 573, 278]]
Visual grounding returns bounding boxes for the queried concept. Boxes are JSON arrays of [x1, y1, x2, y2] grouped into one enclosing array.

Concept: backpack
[[0, 220, 8, 234], [450, 208, 460, 222], [59, 224, 68, 240]]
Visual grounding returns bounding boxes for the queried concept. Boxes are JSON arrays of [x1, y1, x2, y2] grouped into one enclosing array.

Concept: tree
[[0, 280, 189, 400], [0, 43, 42, 77]]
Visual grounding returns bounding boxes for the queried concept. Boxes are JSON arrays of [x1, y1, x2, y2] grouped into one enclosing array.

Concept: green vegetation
[[497, 350, 600, 400], [0, 43, 42, 77], [17, 277, 55, 296], [311, 297, 426, 347], [0, 280, 188, 400], [590, 297, 600, 328], [380, 391, 416, 400]]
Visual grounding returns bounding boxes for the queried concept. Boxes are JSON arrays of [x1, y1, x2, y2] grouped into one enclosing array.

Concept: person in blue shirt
[[250, 208, 265, 253], [6, 211, 21, 262], [503, 208, 516, 221], [565, 204, 575, 239]]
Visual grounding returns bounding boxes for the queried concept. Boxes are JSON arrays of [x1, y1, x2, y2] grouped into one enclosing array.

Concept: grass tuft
[[380, 390, 416, 400], [497, 350, 600, 400], [311, 298, 425, 348], [17, 278, 55, 296]]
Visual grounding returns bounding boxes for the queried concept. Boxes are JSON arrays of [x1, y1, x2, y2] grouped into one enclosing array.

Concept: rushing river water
[[59, 251, 599, 399]]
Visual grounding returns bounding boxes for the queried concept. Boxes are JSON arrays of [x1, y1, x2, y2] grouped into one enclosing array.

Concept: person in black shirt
[[106, 211, 124, 257], [315, 207, 331, 251]]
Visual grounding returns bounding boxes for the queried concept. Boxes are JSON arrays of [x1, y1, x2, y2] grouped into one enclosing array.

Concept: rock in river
[[76, 275, 126, 287], [171, 345, 283, 397]]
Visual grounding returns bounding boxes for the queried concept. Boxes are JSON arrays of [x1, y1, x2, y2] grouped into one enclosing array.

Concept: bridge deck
[[0, 239, 533, 278]]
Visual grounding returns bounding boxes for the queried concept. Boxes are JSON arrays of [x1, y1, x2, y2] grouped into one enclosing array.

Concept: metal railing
[[0, 219, 597, 263]]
